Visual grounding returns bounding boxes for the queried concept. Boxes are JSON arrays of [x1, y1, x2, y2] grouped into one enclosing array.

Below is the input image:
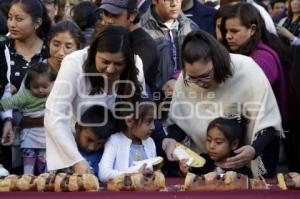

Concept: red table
[[0, 178, 299, 199]]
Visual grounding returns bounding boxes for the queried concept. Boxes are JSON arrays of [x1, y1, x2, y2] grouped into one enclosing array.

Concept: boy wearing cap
[[99, 0, 159, 93]]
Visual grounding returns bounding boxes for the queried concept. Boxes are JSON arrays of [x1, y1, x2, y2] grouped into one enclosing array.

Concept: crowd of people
[[0, 0, 299, 180]]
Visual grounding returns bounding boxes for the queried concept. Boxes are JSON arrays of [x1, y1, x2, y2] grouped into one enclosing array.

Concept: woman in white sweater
[[162, 30, 282, 177], [45, 25, 144, 174]]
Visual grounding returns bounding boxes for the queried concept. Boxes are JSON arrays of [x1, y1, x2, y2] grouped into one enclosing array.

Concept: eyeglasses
[[185, 68, 214, 85], [163, 0, 182, 5]]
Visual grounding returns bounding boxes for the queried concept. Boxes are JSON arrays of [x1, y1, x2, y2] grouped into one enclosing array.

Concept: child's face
[[129, 109, 155, 143], [206, 127, 233, 162], [76, 127, 105, 153], [30, 75, 52, 97]]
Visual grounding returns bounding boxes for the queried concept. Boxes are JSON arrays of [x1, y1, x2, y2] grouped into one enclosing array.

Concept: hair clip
[[228, 113, 242, 124]]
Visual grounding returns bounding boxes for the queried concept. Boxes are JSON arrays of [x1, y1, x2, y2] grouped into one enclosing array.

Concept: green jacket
[[0, 89, 47, 113]]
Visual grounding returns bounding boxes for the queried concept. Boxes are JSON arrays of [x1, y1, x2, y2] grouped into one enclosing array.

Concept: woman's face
[[95, 51, 126, 81], [225, 17, 255, 52], [291, 0, 300, 14], [49, 31, 77, 70], [184, 60, 215, 89], [7, 3, 40, 40]]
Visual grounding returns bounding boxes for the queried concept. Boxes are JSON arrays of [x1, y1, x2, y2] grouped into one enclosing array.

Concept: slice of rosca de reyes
[[173, 142, 206, 168], [277, 173, 287, 190], [132, 156, 164, 170]]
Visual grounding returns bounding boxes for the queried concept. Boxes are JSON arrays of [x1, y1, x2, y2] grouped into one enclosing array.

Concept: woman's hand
[[224, 145, 256, 169], [73, 160, 91, 174], [162, 79, 176, 97], [1, 121, 14, 146], [138, 163, 153, 174], [162, 138, 177, 161], [276, 26, 295, 41]]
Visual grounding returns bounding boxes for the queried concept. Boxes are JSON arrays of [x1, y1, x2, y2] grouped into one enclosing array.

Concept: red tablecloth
[[0, 178, 299, 199], [1, 190, 299, 199]]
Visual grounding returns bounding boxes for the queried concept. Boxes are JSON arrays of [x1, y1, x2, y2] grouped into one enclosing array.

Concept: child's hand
[[138, 163, 153, 174], [73, 160, 91, 174], [162, 138, 178, 161], [1, 121, 14, 146], [179, 159, 189, 175]]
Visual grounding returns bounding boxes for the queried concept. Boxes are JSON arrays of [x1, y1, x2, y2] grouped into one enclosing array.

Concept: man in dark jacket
[[182, 0, 216, 35], [140, 0, 199, 93], [98, 0, 159, 93]]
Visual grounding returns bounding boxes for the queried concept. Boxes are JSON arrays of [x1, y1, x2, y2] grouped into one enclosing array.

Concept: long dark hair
[[181, 30, 232, 84], [71, 1, 98, 31], [10, 0, 51, 39], [220, 3, 291, 67], [48, 20, 85, 50], [84, 25, 142, 102]]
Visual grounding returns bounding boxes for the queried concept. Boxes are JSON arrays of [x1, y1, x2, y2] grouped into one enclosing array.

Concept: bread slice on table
[[16, 174, 36, 191], [249, 176, 268, 190], [0, 175, 18, 192], [107, 171, 165, 191], [35, 173, 56, 192], [80, 173, 100, 191], [54, 173, 70, 192], [132, 156, 164, 171], [53, 173, 100, 192], [277, 172, 300, 190], [184, 171, 248, 191]]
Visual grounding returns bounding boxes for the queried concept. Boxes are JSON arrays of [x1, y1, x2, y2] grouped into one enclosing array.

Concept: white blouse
[[45, 48, 146, 170], [99, 132, 156, 182]]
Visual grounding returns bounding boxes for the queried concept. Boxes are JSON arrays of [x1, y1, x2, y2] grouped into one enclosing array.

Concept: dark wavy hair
[[114, 97, 155, 132], [207, 116, 248, 147], [181, 30, 232, 84], [84, 25, 142, 102], [79, 105, 117, 141], [72, 1, 98, 31], [10, 0, 51, 39], [48, 20, 85, 50], [220, 3, 291, 67]]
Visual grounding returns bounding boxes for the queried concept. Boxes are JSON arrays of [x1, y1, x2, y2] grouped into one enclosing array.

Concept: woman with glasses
[[47, 20, 85, 73], [162, 30, 283, 178]]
